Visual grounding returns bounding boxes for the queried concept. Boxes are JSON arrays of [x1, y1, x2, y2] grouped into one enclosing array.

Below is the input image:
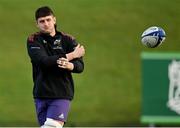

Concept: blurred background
[[0, 0, 180, 127]]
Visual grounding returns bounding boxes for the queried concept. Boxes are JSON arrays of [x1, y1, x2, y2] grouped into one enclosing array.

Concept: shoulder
[[59, 31, 78, 49], [60, 31, 75, 41], [27, 32, 41, 43]]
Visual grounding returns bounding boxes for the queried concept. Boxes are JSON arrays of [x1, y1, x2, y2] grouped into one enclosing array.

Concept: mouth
[[44, 27, 49, 30], [41, 29, 50, 34], [43, 27, 51, 32]]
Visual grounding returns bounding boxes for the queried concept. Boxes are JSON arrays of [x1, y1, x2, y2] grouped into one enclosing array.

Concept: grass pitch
[[0, 0, 180, 126]]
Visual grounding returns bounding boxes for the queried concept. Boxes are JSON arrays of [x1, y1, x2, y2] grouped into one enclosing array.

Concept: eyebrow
[[39, 18, 51, 23]]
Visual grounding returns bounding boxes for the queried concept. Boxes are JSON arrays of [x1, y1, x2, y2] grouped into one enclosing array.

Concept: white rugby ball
[[141, 26, 166, 48]]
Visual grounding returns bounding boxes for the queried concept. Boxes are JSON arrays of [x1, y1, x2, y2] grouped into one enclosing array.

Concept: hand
[[57, 58, 74, 70], [73, 44, 85, 58], [66, 44, 85, 61]]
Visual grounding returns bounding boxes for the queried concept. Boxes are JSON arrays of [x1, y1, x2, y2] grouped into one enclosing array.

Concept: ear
[[53, 16, 56, 24]]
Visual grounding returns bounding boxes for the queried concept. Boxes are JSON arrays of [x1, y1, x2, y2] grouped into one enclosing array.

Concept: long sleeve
[[27, 39, 66, 68], [62, 33, 84, 73], [71, 57, 84, 73]]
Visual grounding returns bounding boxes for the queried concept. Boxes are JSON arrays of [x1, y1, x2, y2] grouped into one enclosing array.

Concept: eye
[[46, 18, 51, 22], [39, 20, 45, 23]]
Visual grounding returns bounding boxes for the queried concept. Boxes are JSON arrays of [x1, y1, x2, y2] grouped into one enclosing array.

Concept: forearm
[[71, 58, 84, 73], [39, 55, 63, 67], [28, 45, 66, 68], [66, 44, 85, 61], [57, 57, 84, 73], [66, 52, 75, 61]]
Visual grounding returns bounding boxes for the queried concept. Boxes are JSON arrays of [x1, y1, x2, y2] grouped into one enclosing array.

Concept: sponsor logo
[[30, 46, 40, 49], [53, 46, 62, 50]]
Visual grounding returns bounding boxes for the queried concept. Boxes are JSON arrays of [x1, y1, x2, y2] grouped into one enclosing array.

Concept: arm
[[57, 57, 84, 73], [71, 57, 84, 73], [57, 43, 85, 73], [66, 44, 85, 61], [27, 40, 66, 68], [56, 32, 85, 72]]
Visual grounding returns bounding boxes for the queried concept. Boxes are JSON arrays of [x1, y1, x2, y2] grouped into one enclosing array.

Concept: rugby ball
[[141, 26, 166, 48]]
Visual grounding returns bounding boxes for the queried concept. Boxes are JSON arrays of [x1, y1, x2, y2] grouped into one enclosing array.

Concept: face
[[36, 15, 56, 35]]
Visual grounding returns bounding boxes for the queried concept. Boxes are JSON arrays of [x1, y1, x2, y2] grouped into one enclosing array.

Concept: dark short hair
[[35, 6, 54, 20]]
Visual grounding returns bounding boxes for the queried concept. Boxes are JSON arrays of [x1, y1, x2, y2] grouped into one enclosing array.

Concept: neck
[[50, 29, 56, 37]]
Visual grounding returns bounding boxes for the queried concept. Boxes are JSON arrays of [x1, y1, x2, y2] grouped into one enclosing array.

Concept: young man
[[26, 6, 85, 128]]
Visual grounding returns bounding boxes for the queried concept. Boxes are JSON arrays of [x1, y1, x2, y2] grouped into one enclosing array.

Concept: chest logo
[[54, 39, 61, 45]]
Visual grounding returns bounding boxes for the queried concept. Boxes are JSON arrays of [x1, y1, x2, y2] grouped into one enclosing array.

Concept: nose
[[44, 20, 49, 26]]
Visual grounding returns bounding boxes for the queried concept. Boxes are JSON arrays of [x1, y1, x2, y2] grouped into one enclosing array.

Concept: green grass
[[0, 0, 180, 126]]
